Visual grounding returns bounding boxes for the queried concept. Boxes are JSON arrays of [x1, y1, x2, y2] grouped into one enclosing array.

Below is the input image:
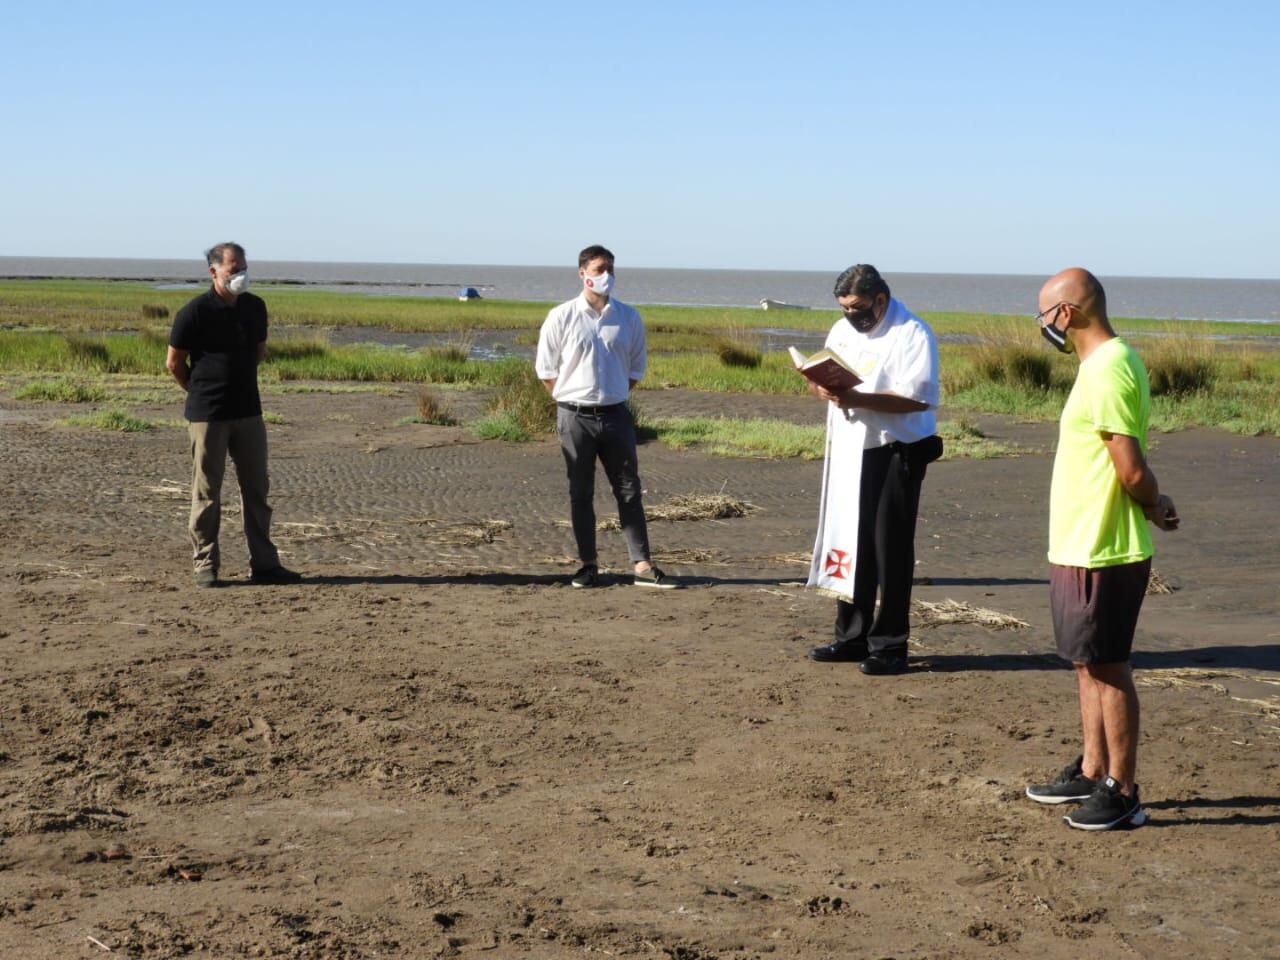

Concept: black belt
[[881, 435, 944, 465], [558, 401, 625, 415]]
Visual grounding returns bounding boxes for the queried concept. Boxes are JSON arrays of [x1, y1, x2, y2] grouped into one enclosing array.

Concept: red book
[[789, 346, 862, 393]]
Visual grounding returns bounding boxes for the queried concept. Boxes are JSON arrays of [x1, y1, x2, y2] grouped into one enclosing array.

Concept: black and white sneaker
[[1064, 777, 1147, 831], [633, 566, 677, 589], [1026, 756, 1097, 805], [571, 564, 599, 588]]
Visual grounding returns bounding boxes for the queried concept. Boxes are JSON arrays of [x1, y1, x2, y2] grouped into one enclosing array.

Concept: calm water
[[2, 256, 1277, 323]]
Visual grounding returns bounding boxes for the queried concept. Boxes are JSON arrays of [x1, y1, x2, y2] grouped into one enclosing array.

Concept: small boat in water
[[759, 298, 808, 311], [458, 286, 482, 301]]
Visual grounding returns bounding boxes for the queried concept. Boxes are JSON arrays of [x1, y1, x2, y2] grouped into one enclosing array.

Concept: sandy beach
[[2, 386, 1277, 959]]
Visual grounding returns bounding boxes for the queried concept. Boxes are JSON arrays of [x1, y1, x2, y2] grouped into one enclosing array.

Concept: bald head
[[1039, 267, 1107, 322]]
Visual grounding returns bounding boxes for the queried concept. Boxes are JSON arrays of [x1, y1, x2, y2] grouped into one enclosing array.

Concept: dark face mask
[[1040, 319, 1073, 354], [843, 301, 882, 333]]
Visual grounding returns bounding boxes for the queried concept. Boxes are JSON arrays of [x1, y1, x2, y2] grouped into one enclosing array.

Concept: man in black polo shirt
[[166, 242, 301, 587]]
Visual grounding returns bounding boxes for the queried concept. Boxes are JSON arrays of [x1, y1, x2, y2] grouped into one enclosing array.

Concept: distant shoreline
[[1, 259, 1277, 322]]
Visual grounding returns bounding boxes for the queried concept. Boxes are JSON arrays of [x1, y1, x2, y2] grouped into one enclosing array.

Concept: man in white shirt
[[535, 245, 674, 589], [807, 264, 941, 674]]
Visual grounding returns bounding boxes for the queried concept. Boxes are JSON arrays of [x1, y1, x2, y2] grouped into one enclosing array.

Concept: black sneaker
[[1026, 756, 1097, 805], [249, 565, 303, 585], [1064, 777, 1147, 831], [570, 564, 599, 588], [633, 566, 677, 589]]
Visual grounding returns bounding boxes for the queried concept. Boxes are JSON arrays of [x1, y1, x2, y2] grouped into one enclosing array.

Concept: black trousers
[[557, 403, 651, 565], [833, 442, 929, 654]]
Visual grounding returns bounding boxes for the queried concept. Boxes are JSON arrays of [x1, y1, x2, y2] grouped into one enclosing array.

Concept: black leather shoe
[[249, 565, 303, 585], [808, 640, 869, 663], [858, 651, 908, 675]]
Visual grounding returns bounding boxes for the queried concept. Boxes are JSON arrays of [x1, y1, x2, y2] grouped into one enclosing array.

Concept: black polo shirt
[[168, 287, 268, 422]]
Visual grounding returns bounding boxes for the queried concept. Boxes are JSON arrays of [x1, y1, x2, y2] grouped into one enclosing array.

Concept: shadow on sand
[[224, 572, 810, 589], [1145, 795, 1280, 828], [911, 644, 1279, 674]]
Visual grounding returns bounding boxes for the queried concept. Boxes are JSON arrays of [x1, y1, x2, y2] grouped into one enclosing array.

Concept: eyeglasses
[[1034, 301, 1078, 325]]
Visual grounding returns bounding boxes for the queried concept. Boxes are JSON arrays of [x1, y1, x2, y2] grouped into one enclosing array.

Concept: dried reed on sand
[[911, 599, 1029, 631]]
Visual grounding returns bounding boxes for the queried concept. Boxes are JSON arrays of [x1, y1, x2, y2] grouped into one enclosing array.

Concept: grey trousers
[[188, 416, 280, 574], [557, 403, 651, 565]]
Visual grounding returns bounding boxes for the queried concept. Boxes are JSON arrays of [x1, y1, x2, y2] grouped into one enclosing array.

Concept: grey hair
[[205, 242, 246, 267], [833, 263, 890, 300]]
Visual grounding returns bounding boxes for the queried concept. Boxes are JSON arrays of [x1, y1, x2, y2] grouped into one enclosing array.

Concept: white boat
[[759, 298, 809, 311]]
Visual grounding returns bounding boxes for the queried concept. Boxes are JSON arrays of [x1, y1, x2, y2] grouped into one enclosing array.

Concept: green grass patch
[[644, 415, 1024, 461], [14, 378, 107, 403], [936, 419, 1021, 460], [644, 351, 807, 394], [261, 411, 287, 425], [647, 416, 827, 459], [59, 408, 155, 432], [4, 282, 1279, 436], [471, 367, 555, 441], [472, 411, 533, 442]]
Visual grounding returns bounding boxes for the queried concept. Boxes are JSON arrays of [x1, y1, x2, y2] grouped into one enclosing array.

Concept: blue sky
[[3, 1, 1277, 277]]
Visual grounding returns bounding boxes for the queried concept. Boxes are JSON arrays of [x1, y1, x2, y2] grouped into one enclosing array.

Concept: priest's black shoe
[[858, 651, 908, 675], [808, 640, 869, 663]]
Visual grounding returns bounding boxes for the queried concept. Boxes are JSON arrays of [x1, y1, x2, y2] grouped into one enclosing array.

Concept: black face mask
[[843, 303, 881, 333], [1040, 319, 1073, 354]]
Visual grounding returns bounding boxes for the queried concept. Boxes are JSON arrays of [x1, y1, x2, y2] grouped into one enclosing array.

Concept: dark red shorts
[[1049, 559, 1151, 664]]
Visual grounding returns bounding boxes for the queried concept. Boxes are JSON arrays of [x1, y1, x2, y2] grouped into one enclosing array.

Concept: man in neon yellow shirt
[[1025, 268, 1179, 831]]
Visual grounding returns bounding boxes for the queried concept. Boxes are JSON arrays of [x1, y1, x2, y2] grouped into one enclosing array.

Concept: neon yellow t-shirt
[[1048, 337, 1153, 568]]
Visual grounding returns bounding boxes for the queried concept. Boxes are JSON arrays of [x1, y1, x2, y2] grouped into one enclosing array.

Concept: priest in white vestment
[[807, 264, 941, 675]]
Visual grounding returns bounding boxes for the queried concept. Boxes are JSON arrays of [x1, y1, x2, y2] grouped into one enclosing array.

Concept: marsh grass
[[409, 387, 458, 426], [648, 416, 826, 459], [5, 279, 1280, 341], [1143, 333, 1215, 396], [4, 282, 1280, 436], [268, 330, 330, 361], [64, 334, 112, 368], [138, 326, 169, 347], [936, 419, 1020, 460], [712, 325, 763, 368], [966, 322, 1063, 391], [261, 411, 287, 425], [140, 304, 170, 319], [426, 334, 474, 363], [59, 408, 154, 432], [15, 379, 107, 403], [645, 351, 805, 394], [473, 367, 555, 441]]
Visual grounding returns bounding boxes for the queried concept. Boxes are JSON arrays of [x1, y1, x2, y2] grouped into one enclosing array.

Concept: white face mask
[[583, 271, 613, 297], [226, 270, 250, 295]]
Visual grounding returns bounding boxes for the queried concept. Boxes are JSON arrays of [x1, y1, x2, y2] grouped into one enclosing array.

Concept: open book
[[788, 346, 862, 393]]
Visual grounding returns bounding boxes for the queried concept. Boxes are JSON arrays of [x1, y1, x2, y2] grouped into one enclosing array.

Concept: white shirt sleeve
[[534, 307, 563, 380], [886, 322, 940, 408], [629, 309, 647, 381]]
